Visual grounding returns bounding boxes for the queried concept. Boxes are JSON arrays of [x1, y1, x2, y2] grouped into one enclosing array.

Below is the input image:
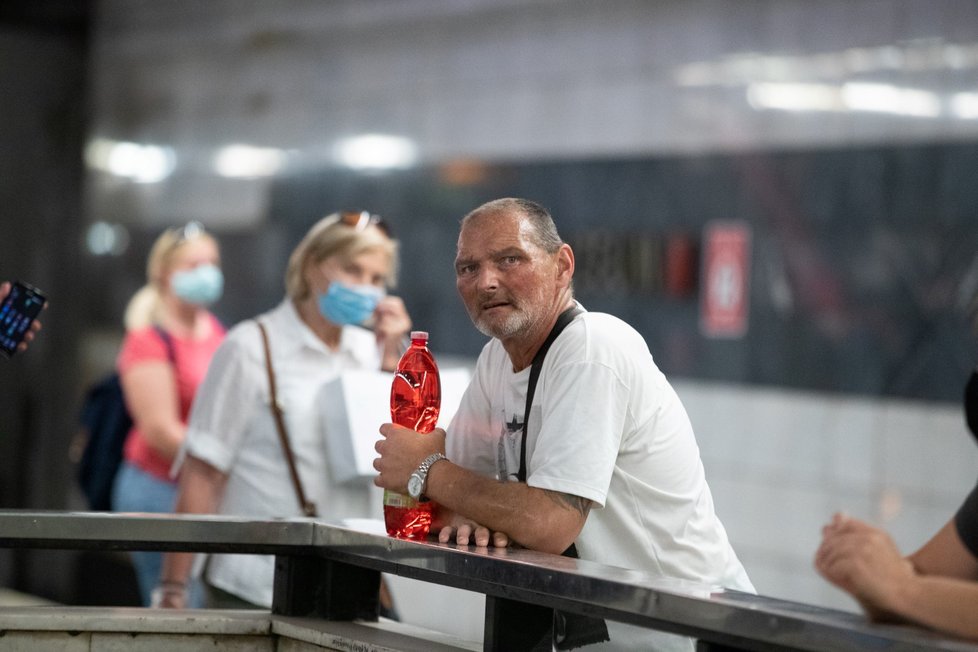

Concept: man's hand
[[438, 514, 510, 548], [815, 513, 915, 620], [373, 424, 445, 493]]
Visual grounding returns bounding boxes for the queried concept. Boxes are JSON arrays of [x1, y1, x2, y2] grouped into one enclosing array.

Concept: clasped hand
[[373, 424, 509, 548], [814, 513, 915, 620]]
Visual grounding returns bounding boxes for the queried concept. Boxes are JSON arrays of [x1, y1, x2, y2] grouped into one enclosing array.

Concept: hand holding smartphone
[[0, 281, 47, 357]]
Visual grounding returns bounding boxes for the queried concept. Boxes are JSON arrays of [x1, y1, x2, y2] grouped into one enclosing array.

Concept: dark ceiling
[[0, 0, 92, 38]]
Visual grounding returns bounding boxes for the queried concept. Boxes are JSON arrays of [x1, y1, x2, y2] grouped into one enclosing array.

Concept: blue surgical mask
[[318, 281, 383, 326], [171, 264, 224, 306]]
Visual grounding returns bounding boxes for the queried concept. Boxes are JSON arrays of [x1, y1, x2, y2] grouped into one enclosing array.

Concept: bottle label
[[383, 489, 418, 508]]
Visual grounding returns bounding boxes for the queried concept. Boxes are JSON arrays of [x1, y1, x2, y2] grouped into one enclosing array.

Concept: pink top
[[117, 314, 226, 482]]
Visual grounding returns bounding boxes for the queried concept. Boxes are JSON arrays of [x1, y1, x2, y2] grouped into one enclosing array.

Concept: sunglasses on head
[[174, 221, 206, 242], [338, 211, 392, 237]]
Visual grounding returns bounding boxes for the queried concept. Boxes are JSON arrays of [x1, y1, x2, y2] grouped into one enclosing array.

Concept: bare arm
[[887, 573, 978, 640], [374, 424, 590, 554], [891, 519, 978, 639], [429, 461, 590, 554], [816, 513, 978, 640], [121, 362, 184, 459], [909, 519, 978, 579], [157, 455, 228, 608]]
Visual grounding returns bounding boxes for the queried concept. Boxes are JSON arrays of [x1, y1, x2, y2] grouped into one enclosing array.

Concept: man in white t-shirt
[[374, 198, 753, 650]]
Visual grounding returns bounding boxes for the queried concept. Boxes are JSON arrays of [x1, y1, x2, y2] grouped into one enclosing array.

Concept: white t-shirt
[[177, 299, 385, 607], [447, 307, 753, 650]]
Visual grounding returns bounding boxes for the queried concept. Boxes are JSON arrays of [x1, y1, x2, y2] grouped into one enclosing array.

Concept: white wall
[[678, 379, 978, 612]]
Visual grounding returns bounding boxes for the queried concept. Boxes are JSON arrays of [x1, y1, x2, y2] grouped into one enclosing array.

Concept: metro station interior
[[1, 1, 978, 649]]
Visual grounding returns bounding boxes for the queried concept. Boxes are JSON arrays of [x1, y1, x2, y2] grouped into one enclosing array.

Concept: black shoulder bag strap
[[153, 325, 176, 365], [517, 305, 581, 483], [517, 305, 610, 650]]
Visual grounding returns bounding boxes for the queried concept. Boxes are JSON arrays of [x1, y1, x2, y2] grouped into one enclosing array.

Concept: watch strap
[[415, 452, 447, 497]]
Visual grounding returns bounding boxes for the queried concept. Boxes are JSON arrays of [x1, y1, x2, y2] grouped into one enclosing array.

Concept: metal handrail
[[0, 511, 975, 652]]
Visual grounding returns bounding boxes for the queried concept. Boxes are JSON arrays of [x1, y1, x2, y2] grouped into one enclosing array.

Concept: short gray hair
[[461, 198, 564, 254]]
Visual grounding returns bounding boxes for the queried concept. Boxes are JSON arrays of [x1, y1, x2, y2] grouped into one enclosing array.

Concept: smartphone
[[0, 281, 47, 358]]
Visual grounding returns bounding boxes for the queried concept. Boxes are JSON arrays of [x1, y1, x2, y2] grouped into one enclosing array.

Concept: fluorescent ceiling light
[[841, 82, 940, 118], [951, 92, 978, 119], [334, 134, 417, 170], [677, 41, 978, 87], [747, 82, 941, 118], [85, 138, 175, 183], [747, 83, 842, 112], [213, 144, 285, 178]]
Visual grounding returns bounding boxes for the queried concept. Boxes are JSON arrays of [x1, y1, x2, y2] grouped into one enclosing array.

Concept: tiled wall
[[678, 379, 978, 611]]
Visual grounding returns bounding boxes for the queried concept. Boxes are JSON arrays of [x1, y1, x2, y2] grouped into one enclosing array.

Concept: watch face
[[407, 473, 424, 499]]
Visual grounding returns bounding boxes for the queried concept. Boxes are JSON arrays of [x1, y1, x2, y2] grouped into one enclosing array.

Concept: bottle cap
[[410, 331, 429, 341]]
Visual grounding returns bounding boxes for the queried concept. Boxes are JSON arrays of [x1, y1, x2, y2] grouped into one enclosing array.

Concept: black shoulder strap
[[517, 305, 582, 484], [513, 305, 610, 648], [152, 325, 176, 365]]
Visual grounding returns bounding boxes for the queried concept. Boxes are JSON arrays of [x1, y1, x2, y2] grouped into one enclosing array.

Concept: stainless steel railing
[[0, 511, 975, 652]]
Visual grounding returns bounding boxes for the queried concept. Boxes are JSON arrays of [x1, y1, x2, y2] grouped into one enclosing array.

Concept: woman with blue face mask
[[112, 222, 226, 607], [158, 212, 411, 613]]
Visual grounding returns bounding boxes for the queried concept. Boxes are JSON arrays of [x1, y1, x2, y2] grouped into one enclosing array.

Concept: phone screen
[[0, 281, 47, 357]]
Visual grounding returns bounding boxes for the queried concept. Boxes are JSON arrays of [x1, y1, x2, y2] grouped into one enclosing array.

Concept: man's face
[[454, 211, 562, 341]]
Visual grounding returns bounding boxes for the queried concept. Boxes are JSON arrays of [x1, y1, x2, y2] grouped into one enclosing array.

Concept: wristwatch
[[407, 453, 448, 500]]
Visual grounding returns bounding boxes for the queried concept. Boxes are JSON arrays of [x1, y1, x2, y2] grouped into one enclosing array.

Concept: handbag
[[76, 326, 175, 511]]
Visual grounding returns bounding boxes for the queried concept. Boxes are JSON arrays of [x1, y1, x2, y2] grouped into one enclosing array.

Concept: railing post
[[484, 595, 553, 651], [272, 553, 380, 621], [696, 641, 754, 652]]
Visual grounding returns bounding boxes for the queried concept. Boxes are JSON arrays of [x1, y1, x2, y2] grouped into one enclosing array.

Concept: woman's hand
[[375, 295, 412, 370]]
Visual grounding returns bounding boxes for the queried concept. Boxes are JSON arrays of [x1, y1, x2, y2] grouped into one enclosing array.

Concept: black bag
[[77, 373, 133, 511], [76, 327, 174, 511]]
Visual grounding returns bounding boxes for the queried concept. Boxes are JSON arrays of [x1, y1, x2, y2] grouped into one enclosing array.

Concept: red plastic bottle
[[384, 331, 442, 539]]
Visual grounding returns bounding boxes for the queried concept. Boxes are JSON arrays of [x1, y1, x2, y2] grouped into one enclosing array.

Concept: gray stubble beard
[[473, 306, 532, 340]]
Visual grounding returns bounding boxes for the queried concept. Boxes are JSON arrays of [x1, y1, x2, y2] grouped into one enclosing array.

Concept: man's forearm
[[425, 460, 585, 555]]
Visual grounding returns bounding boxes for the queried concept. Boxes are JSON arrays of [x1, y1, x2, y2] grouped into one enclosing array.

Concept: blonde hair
[[123, 224, 218, 331], [285, 213, 399, 301]]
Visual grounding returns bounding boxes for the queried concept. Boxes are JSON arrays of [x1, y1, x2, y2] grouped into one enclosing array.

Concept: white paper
[[320, 367, 471, 485]]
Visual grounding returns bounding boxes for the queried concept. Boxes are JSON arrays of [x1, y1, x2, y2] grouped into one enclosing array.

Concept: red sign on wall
[[700, 221, 751, 338]]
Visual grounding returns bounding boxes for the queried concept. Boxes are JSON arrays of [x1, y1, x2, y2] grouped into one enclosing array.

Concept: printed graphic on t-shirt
[[496, 413, 523, 481]]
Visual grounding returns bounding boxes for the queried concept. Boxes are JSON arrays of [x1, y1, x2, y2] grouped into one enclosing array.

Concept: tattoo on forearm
[[544, 490, 591, 518]]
